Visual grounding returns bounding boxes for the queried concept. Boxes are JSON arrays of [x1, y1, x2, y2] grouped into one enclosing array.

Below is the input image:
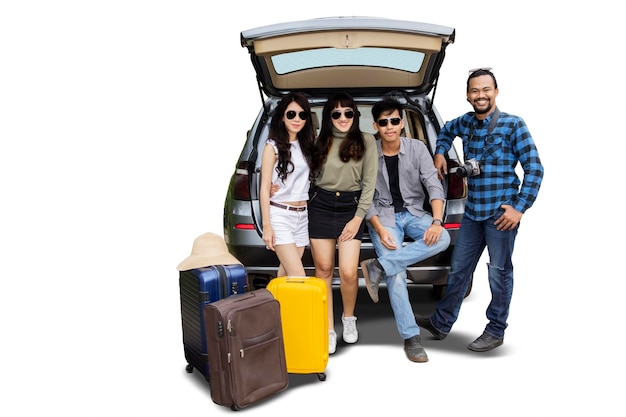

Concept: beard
[[472, 100, 492, 115]]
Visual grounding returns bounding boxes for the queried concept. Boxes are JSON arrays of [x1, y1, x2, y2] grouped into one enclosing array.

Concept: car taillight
[[235, 224, 255, 230], [233, 161, 251, 200], [447, 174, 466, 200], [446, 160, 466, 200]]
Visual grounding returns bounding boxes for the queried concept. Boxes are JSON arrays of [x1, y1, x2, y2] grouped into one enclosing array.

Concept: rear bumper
[[224, 197, 462, 289], [227, 242, 453, 288]]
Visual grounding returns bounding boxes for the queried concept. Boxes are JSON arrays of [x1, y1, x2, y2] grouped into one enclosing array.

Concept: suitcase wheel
[[185, 364, 193, 373], [317, 372, 326, 381]]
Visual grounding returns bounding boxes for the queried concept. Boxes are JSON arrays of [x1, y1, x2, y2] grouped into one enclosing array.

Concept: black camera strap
[[467, 107, 500, 165]]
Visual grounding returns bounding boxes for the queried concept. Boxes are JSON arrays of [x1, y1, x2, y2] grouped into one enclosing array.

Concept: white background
[[1, 0, 624, 415]]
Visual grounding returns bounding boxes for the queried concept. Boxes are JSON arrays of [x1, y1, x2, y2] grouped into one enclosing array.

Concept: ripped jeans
[[368, 211, 450, 339], [431, 210, 518, 339]]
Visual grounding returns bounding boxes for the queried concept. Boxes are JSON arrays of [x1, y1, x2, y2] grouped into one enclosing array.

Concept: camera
[[454, 158, 481, 178]]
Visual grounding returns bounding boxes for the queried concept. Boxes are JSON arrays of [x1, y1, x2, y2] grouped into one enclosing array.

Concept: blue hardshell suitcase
[[179, 264, 248, 379]]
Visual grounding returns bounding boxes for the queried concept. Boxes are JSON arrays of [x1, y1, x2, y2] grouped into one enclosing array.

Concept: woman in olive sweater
[[309, 92, 378, 354]]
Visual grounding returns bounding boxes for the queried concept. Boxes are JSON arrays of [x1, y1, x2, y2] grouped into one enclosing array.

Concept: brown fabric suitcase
[[204, 289, 288, 410]]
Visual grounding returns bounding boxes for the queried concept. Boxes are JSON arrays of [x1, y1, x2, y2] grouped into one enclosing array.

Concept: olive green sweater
[[314, 129, 378, 219]]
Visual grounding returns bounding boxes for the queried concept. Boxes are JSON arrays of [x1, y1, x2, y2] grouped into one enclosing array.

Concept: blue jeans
[[367, 211, 451, 339], [431, 211, 517, 339]]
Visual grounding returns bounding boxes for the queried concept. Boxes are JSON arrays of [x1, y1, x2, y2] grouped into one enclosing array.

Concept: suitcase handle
[[230, 289, 263, 302], [285, 276, 310, 283]]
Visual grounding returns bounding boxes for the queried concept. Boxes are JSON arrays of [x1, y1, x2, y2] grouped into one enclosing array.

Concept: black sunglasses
[[331, 110, 355, 120], [377, 117, 402, 127], [285, 110, 308, 120]]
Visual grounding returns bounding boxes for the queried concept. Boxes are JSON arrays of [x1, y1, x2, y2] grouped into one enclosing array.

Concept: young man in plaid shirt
[[417, 68, 544, 352]]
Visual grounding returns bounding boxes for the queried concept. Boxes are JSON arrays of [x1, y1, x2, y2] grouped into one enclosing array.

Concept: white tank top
[[267, 138, 310, 202]]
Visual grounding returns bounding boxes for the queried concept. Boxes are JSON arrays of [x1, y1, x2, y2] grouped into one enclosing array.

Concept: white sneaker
[[329, 330, 337, 354], [342, 315, 358, 344]]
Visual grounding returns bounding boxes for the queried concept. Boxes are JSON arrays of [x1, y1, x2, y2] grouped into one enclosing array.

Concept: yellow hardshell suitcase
[[266, 276, 328, 381]]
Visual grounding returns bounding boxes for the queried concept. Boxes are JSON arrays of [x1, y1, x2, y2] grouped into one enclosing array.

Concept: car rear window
[[272, 47, 425, 74]]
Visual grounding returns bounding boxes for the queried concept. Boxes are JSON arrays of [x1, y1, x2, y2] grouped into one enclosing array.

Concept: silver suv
[[223, 17, 469, 298]]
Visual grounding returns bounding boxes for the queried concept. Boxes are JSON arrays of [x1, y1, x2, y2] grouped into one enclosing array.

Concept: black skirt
[[308, 186, 365, 240]]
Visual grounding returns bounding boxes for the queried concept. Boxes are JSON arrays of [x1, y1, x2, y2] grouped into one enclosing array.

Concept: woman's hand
[[269, 183, 280, 197], [263, 226, 275, 251], [338, 217, 362, 242]]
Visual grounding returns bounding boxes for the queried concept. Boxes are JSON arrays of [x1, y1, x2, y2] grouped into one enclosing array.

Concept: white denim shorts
[[269, 204, 309, 247]]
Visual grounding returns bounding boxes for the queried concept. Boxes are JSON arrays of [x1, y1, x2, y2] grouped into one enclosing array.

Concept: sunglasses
[[331, 110, 355, 120], [285, 110, 308, 120], [377, 117, 402, 127], [468, 67, 493, 75]]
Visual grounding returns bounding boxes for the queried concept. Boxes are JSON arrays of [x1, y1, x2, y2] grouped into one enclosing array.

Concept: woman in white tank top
[[260, 92, 316, 277]]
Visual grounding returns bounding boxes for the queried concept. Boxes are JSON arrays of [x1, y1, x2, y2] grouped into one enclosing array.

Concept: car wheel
[[432, 276, 473, 300], [250, 275, 272, 290]]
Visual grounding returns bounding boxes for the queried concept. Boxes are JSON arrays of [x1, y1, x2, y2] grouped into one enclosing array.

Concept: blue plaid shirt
[[436, 110, 544, 221]]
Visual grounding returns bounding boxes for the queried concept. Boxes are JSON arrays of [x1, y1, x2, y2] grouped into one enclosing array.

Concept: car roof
[[240, 16, 455, 99]]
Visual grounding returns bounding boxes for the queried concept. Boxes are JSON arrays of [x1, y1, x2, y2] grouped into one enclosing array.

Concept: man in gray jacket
[[361, 98, 450, 362]]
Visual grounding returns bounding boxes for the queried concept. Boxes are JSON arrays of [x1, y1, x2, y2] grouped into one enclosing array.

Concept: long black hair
[[268, 92, 316, 182], [312, 92, 365, 175]]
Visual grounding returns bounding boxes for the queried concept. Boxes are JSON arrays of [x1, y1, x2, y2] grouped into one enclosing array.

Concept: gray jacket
[[365, 137, 445, 228]]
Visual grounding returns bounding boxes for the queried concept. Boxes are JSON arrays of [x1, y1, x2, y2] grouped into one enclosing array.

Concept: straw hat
[[177, 232, 242, 271]]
